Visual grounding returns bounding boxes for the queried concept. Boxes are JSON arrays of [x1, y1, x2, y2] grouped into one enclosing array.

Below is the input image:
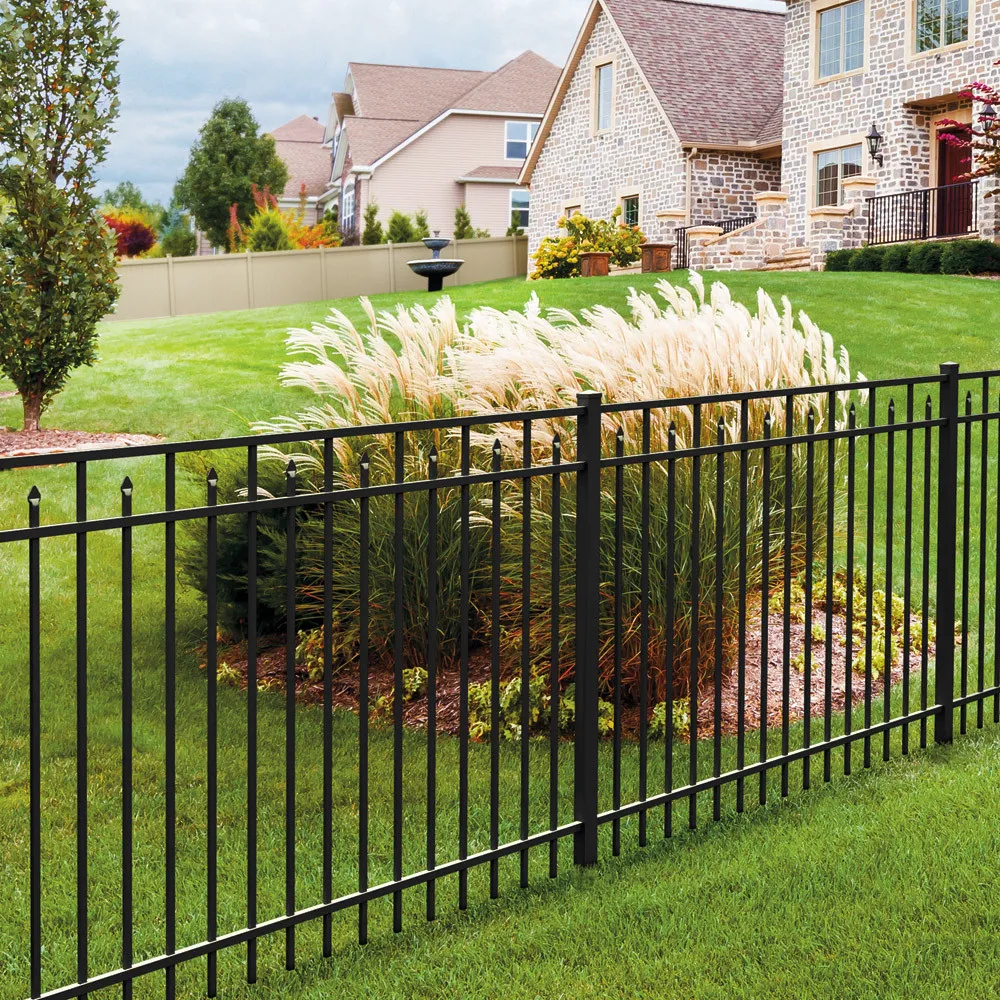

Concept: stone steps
[[759, 248, 813, 272]]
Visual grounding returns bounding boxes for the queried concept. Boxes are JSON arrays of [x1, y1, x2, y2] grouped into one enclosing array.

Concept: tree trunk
[[21, 392, 42, 433]]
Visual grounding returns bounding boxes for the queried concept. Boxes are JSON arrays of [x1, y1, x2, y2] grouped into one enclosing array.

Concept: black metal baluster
[[121, 478, 134, 1000], [75, 462, 88, 989], [285, 461, 297, 966], [995, 396, 1000, 726], [639, 409, 651, 845], [713, 418, 724, 821], [760, 414, 772, 806], [323, 438, 334, 954], [737, 401, 749, 811], [665, 425, 677, 839], [921, 398, 932, 749], [689, 405, 701, 830], [549, 436, 561, 879], [824, 393, 835, 783], [520, 424, 531, 886], [359, 454, 371, 944], [393, 434, 405, 931], [459, 426, 471, 909], [902, 388, 914, 756], [864, 393, 876, 769], [207, 470, 219, 997], [490, 440, 502, 899], [961, 392, 971, 734], [978, 378, 988, 727], [782, 396, 793, 798], [845, 404, 857, 775], [28, 485, 41, 1000], [883, 404, 895, 763], [246, 446, 258, 984], [427, 447, 439, 920], [804, 410, 815, 790], [166, 454, 178, 998], [613, 428, 624, 858]]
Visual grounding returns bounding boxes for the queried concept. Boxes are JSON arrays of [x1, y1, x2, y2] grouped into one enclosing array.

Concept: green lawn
[[2, 271, 1000, 1000]]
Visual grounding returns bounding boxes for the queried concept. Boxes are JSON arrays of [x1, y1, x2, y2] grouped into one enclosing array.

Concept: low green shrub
[[908, 241, 945, 274], [386, 210, 416, 244], [823, 248, 857, 271], [940, 239, 1000, 275], [849, 245, 887, 271], [245, 209, 293, 253], [881, 243, 914, 272], [531, 208, 644, 279]]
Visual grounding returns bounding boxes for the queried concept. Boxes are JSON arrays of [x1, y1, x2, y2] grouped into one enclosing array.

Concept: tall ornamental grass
[[237, 274, 860, 698]]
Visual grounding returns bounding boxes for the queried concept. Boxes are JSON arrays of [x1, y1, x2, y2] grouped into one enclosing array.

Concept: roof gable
[[452, 51, 561, 114], [270, 114, 326, 143], [348, 63, 489, 123]]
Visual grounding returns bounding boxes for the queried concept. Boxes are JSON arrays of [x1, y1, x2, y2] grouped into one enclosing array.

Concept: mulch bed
[[210, 599, 936, 742], [0, 429, 161, 458]]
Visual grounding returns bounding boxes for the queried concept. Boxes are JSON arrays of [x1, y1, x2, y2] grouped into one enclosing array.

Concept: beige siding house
[[269, 115, 332, 224], [522, 0, 1000, 272], [319, 52, 561, 239]]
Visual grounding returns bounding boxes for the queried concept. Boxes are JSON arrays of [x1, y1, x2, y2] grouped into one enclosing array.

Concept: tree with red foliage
[[104, 211, 157, 257], [939, 59, 1000, 194]]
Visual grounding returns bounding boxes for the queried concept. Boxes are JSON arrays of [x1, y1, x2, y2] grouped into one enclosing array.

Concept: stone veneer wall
[[526, 10, 687, 257], [783, 0, 1000, 244], [689, 152, 783, 222]]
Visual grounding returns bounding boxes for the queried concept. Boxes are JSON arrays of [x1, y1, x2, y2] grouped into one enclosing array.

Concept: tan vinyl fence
[[108, 236, 529, 323]]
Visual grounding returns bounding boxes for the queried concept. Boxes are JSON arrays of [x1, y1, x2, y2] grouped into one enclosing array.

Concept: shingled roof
[[268, 114, 331, 201], [522, 0, 784, 183], [333, 51, 560, 170]]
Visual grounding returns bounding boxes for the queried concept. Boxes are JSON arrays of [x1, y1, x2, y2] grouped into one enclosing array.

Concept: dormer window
[[915, 0, 969, 51], [506, 121, 540, 160]]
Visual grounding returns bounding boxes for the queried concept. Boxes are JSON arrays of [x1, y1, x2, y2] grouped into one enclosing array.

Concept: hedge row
[[825, 239, 1000, 275]]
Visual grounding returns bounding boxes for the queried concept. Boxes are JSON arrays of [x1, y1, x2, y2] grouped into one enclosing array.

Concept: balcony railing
[[675, 215, 757, 268], [867, 180, 980, 246]]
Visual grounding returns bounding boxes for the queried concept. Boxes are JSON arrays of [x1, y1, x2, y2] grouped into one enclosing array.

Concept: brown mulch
[[210, 600, 937, 741], [0, 429, 161, 458]]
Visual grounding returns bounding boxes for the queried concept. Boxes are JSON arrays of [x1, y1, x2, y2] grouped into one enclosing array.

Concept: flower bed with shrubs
[[825, 238, 1000, 275], [531, 207, 645, 279]]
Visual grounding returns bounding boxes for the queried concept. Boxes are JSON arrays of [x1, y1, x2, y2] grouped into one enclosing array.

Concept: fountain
[[407, 232, 465, 293]]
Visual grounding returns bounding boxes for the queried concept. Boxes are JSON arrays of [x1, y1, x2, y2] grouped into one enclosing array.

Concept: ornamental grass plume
[[250, 274, 860, 698]]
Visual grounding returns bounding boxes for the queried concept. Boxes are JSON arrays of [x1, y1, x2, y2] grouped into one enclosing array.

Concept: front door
[[936, 127, 973, 236]]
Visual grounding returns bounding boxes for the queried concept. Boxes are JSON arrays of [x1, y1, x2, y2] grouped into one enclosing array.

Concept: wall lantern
[[979, 104, 998, 134], [866, 122, 885, 168]]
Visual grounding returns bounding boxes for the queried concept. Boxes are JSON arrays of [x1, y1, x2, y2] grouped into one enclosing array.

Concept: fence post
[[935, 361, 959, 744], [574, 391, 602, 866]]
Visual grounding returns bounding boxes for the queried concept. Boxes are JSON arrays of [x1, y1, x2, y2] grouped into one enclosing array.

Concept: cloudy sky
[[102, 0, 783, 206]]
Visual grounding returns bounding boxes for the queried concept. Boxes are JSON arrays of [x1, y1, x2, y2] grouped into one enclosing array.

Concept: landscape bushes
[[186, 274, 857, 704], [826, 238, 1000, 275], [531, 208, 645, 279]]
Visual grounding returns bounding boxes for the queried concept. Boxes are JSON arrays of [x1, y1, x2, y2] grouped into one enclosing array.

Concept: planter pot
[[579, 251, 612, 278], [641, 242, 676, 273]]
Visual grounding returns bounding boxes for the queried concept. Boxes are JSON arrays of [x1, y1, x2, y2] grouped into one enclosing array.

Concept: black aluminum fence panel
[[674, 215, 757, 269], [2, 366, 999, 1000], [867, 180, 980, 246]]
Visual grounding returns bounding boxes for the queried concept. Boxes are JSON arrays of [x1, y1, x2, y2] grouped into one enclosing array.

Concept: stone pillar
[[977, 176, 1000, 244], [753, 190, 790, 236], [655, 208, 688, 243], [809, 176, 876, 264], [684, 225, 724, 270]]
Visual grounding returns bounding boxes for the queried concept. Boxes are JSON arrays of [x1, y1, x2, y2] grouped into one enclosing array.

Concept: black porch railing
[[3, 363, 1000, 999], [675, 215, 757, 268], [867, 180, 980, 246]]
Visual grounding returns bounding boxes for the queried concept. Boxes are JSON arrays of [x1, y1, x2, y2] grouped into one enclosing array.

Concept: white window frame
[[816, 0, 866, 80], [505, 121, 539, 161], [594, 61, 615, 134], [813, 143, 864, 206], [510, 188, 531, 229], [342, 180, 356, 233]]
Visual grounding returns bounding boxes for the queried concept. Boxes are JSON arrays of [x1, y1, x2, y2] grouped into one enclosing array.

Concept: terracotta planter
[[579, 251, 612, 277], [641, 242, 676, 273]]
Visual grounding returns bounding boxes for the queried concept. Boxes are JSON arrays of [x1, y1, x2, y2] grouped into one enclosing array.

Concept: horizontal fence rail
[[866, 180, 980, 246], [674, 215, 756, 269], [2, 364, 999, 1000]]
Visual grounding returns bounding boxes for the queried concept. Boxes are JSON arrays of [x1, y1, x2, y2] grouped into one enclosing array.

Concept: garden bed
[[0, 428, 160, 458]]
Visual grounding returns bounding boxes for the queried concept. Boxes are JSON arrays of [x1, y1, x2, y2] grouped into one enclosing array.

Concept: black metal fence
[[866, 180, 980, 246], [674, 215, 757, 268], [2, 362, 999, 1000]]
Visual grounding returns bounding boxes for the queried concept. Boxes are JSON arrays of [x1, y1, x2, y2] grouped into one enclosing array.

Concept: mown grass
[[1, 271, 1000, 1000]]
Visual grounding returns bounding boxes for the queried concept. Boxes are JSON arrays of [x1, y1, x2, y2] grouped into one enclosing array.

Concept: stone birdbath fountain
[[407, 232, 465, 293]]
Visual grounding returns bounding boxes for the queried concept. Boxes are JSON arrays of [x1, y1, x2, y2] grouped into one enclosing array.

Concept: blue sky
[[101, 0, 783, 206]]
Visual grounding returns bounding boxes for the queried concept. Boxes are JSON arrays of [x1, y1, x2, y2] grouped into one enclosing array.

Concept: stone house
[[318, 53, 561, 239], [521, 0, 1000, 271]]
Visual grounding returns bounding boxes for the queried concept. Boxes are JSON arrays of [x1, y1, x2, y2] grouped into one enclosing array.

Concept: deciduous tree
[[0, 0, 122, 432]]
